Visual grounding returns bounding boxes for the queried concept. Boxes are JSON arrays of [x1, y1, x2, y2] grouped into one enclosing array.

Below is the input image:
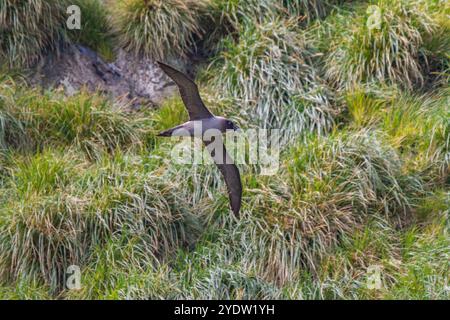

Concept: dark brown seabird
[[156, 61, 242, 217]]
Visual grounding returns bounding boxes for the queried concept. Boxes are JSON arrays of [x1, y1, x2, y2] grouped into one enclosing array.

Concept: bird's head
[[225, 119, 240, 132]]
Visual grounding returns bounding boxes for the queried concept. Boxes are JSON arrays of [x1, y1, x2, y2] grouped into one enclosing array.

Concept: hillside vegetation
[[0, 0, 448, 299]]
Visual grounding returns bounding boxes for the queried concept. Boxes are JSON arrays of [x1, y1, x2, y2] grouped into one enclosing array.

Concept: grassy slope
[[0, 0, 448, 299]]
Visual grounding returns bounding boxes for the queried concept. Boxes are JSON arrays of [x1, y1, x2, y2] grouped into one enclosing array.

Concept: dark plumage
[[157, 61, 242, 217]]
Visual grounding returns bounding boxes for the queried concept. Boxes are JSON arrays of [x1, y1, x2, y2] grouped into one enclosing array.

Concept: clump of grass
[[62, 241, 181, 299], [381, 90, 449, 182], [209, 18, 315, 104], [0, 85, 147, 158], [162, 130, 423, 289], [255, 130, 421, 281], [199, 0, 279, 55], [0, 149, 200, 290], [0, 0, 69, 68], [386, 212, 450, 299], [169, 242, 282, 299], [207, 0, 333, 36], [345, 85, 448, 185], [111, 0, 208, 60], [0, 276, 51, 299], [208, 0, 278, 29], [314, 216, 402, 299], [297, 130, 417, 271], [344, 86, 391, 128], [282, 0, 333, 23], [421, 5, 450, 86], [69, 0, 115, 62], [325, 0, 436, 89], [207, 18, 334, 144], [309, 195, 449, 300], [10, 150, 82, 196]]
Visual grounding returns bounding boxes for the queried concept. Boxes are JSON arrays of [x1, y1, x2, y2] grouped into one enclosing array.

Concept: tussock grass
[[0, 0, 69, 68], [0, 276, 51, 299], [207, 0, 333, 35], [62, 242, 182, 299], [244, 130, 421, 282], [160, 130, 424, 289], [282, 0, 333, 22], [0, 83, 201, 292], [286, 130, 420, 217], [386, 218, 450, 299], [0, 0, 448, 300], [345, 86, 449, 182], [207, 18, 334, 144], [200, 0, 278, 55], [0, 86, 147, 158], [380, 91, 449, 180], [309, 201, 449, 300], [0, 149, 200, 290], [325, 0, 436, 89], [208, 0, 278, 29], [111, 0, 209, 60], [202, 0, 337, 55], [344, 86, 390, 128], [422, 5, 450, 86]]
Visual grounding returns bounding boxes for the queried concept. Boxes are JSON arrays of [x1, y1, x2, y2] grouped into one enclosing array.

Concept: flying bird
[[156, 61, 242, 217]]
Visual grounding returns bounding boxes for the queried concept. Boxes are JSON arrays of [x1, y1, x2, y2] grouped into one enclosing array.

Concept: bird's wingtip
[[156, 61, 169, 68], [157, 61, 175, 74], [232, 206, 240, 218]]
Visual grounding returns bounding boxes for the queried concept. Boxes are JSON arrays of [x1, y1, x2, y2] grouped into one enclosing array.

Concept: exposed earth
[[29, 45, 193, 108]]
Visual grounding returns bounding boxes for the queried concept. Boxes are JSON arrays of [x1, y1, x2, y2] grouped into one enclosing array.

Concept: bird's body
[[158, 117, 232, 137], [157, 61, 243, 217]]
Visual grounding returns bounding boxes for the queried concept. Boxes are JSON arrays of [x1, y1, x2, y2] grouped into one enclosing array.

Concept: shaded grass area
[[68, 0, 115, 62], [0, 0, 116, 67], [0, 0, 69, 68]]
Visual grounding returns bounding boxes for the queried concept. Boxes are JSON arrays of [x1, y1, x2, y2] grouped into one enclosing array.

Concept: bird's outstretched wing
[[203, 135, 242, 217], [157, 61, 213, 120]]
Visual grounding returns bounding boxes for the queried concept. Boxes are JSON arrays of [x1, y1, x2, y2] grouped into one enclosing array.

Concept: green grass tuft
[[0, 86, 148, 158], [0, 0, 69, 68], [0, 148, 201, 291], [325, 0, 437, 89], [344, 86, 449, 184], [111, 0, 209, 60], [207, 18, 334, 144], [282, 0, 334, 23]]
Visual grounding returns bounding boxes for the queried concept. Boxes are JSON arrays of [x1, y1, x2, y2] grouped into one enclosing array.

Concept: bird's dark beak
[[233, 124, 241, 132]]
